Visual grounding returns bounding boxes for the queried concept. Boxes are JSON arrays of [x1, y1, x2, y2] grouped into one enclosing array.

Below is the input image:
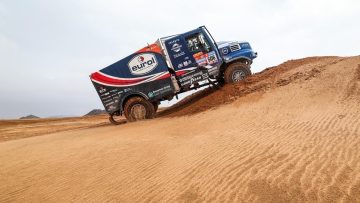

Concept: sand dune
[[1, 56, 360, 202]]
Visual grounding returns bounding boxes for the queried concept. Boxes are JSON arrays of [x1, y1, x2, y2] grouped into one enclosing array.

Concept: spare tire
[[224, 62, 252, 83], [124, 96, 155, 122]]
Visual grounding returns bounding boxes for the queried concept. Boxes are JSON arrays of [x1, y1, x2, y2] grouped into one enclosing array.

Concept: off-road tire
[[224, 62, 252, 84], [109, 112, 123, 125], [124, 97, 155, 122]]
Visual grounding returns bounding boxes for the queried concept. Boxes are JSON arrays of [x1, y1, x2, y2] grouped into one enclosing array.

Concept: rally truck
[[90, 26, 257, 124]]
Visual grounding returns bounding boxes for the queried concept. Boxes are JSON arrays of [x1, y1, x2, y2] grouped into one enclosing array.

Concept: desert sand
[[0, 56, 360, 202], [0, 114, 112, 142]]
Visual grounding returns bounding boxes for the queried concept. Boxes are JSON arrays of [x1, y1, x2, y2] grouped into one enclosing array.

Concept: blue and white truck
[[90, 26, 257, 124]]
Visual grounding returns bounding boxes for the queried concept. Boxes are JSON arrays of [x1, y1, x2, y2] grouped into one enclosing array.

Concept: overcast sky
[[0, 0, 359, 119]]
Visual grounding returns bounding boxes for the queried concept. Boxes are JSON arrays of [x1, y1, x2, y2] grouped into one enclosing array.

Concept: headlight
[[240, 43, 250, 49]]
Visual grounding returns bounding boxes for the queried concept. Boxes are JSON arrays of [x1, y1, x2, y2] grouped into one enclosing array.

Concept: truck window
[[186, 33, 212, 54], [186, 33, 218, 66]]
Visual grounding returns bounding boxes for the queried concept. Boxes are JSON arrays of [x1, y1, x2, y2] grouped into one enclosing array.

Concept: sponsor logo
[[148, 85, 171, 98], [128, 53, 158, 75], [202, 73, 209, 79], [137, 56, 145, 62], [108, 105, 116, 111], [222, 48, 229, 54], [171, 43, 182, 53], [178, 71, 204, 83], [105, 101, 115, 107], [100, 92, 110, 97], [148, 91, 154, 98], [190, 76, 202, 85], [99, 86, 107, 94], [173, 51, 185, 59]]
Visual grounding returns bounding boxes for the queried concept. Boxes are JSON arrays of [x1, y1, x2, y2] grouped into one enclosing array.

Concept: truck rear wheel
[[224, 63, 252, 83], [124, 96, 155, 122], [109, 111, 124, 125]]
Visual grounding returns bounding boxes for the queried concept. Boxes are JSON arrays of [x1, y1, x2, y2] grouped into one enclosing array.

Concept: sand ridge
[[0, 56, 360, 202]]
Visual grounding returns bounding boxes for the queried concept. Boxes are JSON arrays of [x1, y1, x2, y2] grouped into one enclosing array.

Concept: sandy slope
[[1, 56, 360, 202]]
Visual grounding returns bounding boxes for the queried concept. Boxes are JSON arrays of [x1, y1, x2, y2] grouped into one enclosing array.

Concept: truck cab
[[161, 27, 222, 77], [160, 26, 257, 87]]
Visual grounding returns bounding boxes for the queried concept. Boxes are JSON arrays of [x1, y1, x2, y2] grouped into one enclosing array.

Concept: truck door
[[164, 36, 196, 72]]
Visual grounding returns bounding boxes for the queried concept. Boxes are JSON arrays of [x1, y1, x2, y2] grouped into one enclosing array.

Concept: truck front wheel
[[224, 63, 252, 83], [124, 96, 155, 122]]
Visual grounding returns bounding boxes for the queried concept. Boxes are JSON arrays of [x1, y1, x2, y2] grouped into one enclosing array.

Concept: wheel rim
[[131, 104, 146, 120], [109, 114, 124, 125], [232, 70, 246, 82]]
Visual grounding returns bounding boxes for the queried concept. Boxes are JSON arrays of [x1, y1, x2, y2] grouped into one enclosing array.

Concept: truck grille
[[230, 44, 240, 52]]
